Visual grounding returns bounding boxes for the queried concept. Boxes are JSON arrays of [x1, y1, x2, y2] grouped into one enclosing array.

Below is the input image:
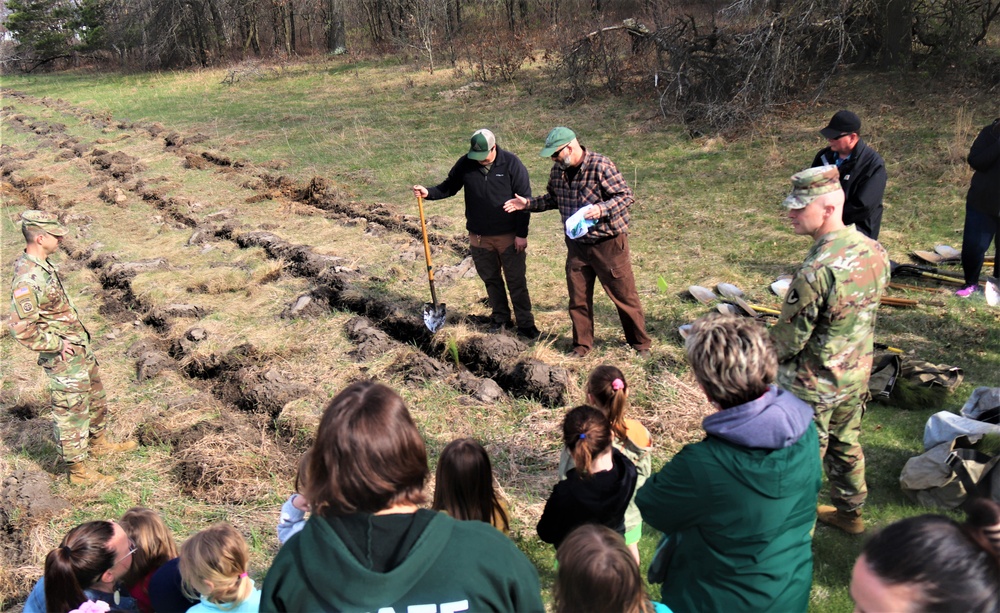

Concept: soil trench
[[0, 92, 592, 603]]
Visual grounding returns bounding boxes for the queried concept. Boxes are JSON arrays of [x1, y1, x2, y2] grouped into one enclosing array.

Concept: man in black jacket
[[812, 110, 887, 240], [413, 129, 540, 338]]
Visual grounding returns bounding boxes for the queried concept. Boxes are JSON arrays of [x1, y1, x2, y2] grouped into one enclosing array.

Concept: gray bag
[[900, 387, 1000, 510]]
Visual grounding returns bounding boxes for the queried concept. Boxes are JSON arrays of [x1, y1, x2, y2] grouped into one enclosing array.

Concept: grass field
[[1, 56, 998, 611]]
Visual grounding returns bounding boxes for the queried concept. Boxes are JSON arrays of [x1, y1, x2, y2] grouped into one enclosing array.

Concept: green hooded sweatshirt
[[260, 509, 543, 612], [636, 387, 822, 612]]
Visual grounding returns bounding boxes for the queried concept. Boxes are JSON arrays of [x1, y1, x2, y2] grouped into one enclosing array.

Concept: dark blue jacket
[[425, 147, 531, 237]]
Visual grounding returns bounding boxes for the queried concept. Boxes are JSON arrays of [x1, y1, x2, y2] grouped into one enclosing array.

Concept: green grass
[[2, 55, 998, 611]]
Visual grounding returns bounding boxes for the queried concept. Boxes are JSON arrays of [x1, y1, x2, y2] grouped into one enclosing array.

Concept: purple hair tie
[[612, 378, 625, 391], [579, 433, 586, 439]]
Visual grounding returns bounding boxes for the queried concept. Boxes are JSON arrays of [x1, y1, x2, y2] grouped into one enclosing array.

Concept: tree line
[[3, 0, 997, 131]]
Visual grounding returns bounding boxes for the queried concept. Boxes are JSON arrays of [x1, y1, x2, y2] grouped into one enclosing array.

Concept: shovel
[[417, 195, 446, 333], [890, 261, 971, 287], [688, 285, 718, 305], [716, 283, 758, 317]]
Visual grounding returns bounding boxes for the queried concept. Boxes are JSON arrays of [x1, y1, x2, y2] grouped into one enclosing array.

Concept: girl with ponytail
[[179, 523, 260, 613], [537, 405, 637, 549], [558, 364, 652, 562]]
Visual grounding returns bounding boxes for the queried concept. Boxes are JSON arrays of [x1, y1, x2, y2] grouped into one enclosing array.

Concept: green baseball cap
[[782, 165, 841, 209], [540, 127, 576, 157], [20, 210, 68, 236], [468, 129, 496, 161]]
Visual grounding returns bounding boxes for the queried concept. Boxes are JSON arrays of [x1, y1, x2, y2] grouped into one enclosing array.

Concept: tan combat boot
[[67, 461, 115, 485], [89, 431, 138, 456], [817, 504, 865, 535]]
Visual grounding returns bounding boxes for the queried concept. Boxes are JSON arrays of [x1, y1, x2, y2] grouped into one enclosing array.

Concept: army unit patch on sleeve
[[786, 288, 800, 304], [13, 285, 37, 317]]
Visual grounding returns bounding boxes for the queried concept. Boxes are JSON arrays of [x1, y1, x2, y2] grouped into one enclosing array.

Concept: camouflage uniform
[[9, 221, 107, 464], [771, 224, 889, 513]]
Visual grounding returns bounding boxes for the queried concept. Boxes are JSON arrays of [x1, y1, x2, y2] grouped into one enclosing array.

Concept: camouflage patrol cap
[[20, 210, 68, 236], [782, 165, 841, 209]]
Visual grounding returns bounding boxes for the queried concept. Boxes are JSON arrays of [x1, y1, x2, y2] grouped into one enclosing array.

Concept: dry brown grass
[[3, 58, 1000, 612]]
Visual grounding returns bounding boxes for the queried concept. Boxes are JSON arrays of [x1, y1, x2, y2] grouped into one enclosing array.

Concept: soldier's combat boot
[[817, 504, 864, 534], [89, 431, 138, 456], [67, 461, 115, 485]]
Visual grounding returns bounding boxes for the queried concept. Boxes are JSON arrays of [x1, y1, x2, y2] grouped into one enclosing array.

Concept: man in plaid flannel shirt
[[504, 127, 651, 358]]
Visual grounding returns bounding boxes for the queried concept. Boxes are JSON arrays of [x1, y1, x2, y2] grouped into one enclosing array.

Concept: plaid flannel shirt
[[526, 148, 633, 243]]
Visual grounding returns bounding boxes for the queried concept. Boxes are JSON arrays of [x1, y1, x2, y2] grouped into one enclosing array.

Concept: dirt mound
[[345, 316, 394, 360], [89, 150, 147, 180], [0, 470, 70, 606], [1, 470, 70, 521], [172, 412, 295, 504]]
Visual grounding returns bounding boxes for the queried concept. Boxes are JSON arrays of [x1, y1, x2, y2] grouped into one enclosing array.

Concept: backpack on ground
[[869, 354, 963, 409], [899, 388, 1000, 510]]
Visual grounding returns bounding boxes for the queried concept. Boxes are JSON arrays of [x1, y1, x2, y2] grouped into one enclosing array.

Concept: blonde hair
[[119, 507, 178, 590], [179, 523, 253, 608], [685, 313, 776, 409], [586, 365, 630, 442]]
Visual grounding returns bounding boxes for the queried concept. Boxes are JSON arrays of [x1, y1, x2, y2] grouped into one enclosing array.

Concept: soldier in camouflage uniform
[[770, 166, 889, 534], [8, 210, 136, 485]]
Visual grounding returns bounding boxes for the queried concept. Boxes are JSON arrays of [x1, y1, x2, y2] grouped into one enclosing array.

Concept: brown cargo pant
[[565, 233, 651, 353]]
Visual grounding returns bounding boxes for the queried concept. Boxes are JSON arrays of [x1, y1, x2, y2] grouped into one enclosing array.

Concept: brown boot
[[67, 461, 115, 485], [817, 504, 865, 534], [90, 431, 138, 456]]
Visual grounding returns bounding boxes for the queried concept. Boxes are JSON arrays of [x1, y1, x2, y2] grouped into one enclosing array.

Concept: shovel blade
[[688, 285, 717, 305], [422, 303, 447, 333], [716, 283, 744, 299], [934, 244, 960, 259], [716, 303, 741, 316]]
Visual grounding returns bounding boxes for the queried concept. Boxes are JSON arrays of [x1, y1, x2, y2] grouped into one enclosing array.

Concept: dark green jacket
[[636, 399, 821, 613], [260, 509, 543, 613]]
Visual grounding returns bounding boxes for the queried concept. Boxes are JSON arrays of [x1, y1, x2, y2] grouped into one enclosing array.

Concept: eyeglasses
[[112, 537, 137, 568], [550, 145, 569, 159], [832, 133, 853, 140]]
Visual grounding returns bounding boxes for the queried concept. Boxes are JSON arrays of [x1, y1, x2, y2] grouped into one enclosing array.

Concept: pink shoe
[[955, 285, 977, 298]]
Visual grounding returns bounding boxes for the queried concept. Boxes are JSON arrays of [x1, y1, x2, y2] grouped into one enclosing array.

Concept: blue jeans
[[960, 206, 999, 286]]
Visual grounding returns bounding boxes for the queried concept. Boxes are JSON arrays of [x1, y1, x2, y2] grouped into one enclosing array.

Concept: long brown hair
[[432, 438, 509, 531], [43, 521, 117, 613], [587, 365, 629, 442], [119, 507, 178, 590], [563, 405, 612, 478], [306, 381, 428, 516], [554, 524, 654, 613]]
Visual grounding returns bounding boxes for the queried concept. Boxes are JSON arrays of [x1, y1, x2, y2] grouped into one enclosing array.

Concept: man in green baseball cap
[[9, 210, 137, 485], [538, 127, 576, 158], [412, 129, 540, 339], [770, 166, 889, 535], [504, 127, 651, 358]]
